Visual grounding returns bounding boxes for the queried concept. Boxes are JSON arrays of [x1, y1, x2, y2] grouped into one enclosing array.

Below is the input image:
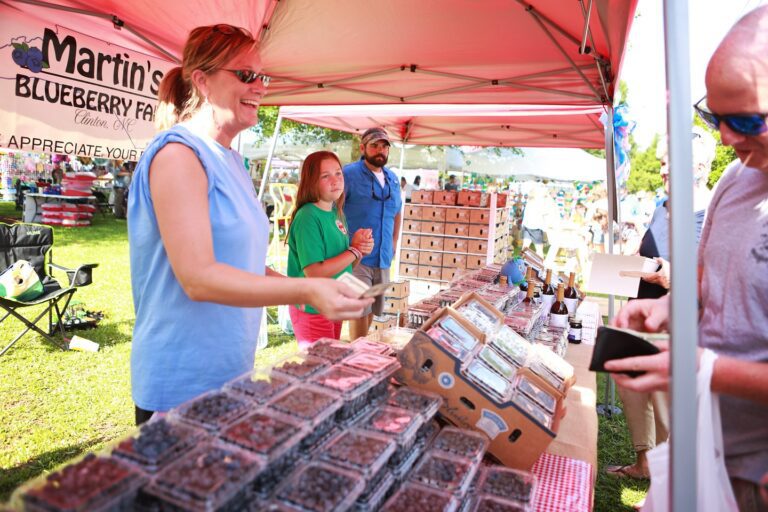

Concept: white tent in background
[[459, 147, 606, 181]]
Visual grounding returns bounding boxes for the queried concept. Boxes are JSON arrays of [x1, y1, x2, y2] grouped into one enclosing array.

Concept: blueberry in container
[[514, 375, 557, 414], [471, 495, 527, 512], [358, 405, 423, 467], [431, 426, 489, 464], [381, 482, 458, 512], [112, 417, 207, 473], [307, 339, 354, 363], [351, 338, 396, 356], [355, 472, 395, 512], [267, 383, 342, 451], [341, 351, 401, 407], [318, 428, 396, 483], [141, 441, 262, 512], [391, 440, 427, 483], [387, 387, 443, 424], [462, 359, 512, 404], [274, 461, 365, 512], [272, 354, 330, 381], [410, 450, 478, 497], [17, 453, 147, 512], [476, 466, 536, 506], [477, 346, 517, 381], [311, 364, 373, 422], [173, 390, 251, 433], [225, 369, 294, 404], [509, 390, 552, 429]]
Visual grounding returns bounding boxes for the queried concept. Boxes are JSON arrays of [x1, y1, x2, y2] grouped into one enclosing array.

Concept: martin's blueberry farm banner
[[1, 10, 174, 161]]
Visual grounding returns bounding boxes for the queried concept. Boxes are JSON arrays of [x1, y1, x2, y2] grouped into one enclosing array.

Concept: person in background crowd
[[445, 174, 460, 191], [521, 185, 551, 255], [51, 161, 63, 185], [400, 176, 407, 198], [287, 151, 374, 348], [343, 128, 403, 340], [128, 24, 371, 425], [606, 8, 768, 510]]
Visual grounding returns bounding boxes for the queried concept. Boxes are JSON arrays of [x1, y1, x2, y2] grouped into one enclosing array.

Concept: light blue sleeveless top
[[128, 124, 269, 412]]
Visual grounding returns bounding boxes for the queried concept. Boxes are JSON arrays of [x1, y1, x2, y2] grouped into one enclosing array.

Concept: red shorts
[[289, 306, 342, 348]]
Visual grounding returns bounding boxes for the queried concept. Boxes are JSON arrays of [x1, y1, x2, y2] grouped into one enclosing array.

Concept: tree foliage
[[691, 115, 738, 188], [254, 106, 356, 145]]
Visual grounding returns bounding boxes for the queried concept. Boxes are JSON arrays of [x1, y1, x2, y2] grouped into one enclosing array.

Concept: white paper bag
[[642, 349, 738, 512]]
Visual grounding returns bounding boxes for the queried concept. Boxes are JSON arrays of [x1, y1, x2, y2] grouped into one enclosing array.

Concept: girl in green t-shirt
[[287, 151, 374, 348]]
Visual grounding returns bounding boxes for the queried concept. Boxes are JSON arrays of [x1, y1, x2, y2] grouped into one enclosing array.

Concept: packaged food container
[[267, 383, 342, 450], [317, 428, 396, 483], [409, 449, 478, 497], [488, 326, 530, 367], [514, 374, 557, 413], [380, 327, 417, 352], [477, 346, 518, 381], [173, 390, 251, 432], [225, 369, 294, 404], [272, 353, 330, 381], [431, 426, 489, 464], [355, 472, 395, 512], [387, 386, 443, 423], [112, 417, 206, 473], [16, 454, 147, 512], [359, 405, 424, 467], [351, 338, 396, 356], [220, 409, 306, 463], [342, 351, 401, 407], [311, 364, 374, 421], [274, 461, 366, 512], [470, 494, 528, 512], [530, 344, 574, 382], [381, 482, 458, 512], [463, 359, 513, 403], [141, 442, 262, 512], [306, 338, 354, 363], [509, 389, 552, 429], [476, 465, 537, 507]]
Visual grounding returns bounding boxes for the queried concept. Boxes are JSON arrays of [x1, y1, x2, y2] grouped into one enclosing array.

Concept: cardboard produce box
[[404, 219, 422, 233], [399, 263, 419, 278], [469, 209, 492, 225], [445, 207, 472, 223], [457, 190, 488, 207], [418, 251, 442, 266], [396, 308, 567, 470], [420, 221, 446, 235], [401, 249, 421, 264], [417, 265, 442, 280], [404, 204, 423, 220], [445, 223, 470, 237], [421, 206, 447, 222], [402, 233, 421, 249], [469, 224, 489, 238], [419, 236, 445, 251], [412, 190, 434, 204], [433, 190, 458, 205], [383, 297, 409, 315]]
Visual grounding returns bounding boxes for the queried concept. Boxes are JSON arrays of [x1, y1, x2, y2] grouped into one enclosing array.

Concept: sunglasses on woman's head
[[220, 69, 271, 86], [694, 96, 768, 136]]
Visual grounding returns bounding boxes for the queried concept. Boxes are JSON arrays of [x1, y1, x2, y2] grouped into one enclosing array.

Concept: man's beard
[[364, 153, 388, 168]]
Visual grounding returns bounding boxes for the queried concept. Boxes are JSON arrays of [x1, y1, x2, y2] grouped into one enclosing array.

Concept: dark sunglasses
[[220, 69, 271, 86], [370, 174, 392, 201], [694, 96, 768, 136]]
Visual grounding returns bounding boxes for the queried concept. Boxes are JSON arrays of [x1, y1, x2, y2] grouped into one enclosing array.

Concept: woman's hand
[[641, 257, 671, 289], [304, 278, 373, 320]]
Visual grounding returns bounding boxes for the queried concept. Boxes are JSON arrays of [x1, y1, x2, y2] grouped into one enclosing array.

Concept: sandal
[[605, 464, 649, 480]]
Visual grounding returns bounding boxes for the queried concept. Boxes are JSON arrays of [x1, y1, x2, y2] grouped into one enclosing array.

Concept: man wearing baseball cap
[[343, 127, 403, 339]]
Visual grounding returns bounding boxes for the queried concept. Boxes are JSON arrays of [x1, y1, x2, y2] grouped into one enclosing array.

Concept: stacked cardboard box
[[400, 191, 510, 283]]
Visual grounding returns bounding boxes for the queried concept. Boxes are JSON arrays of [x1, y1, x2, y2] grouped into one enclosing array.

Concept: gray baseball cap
[[361, 127, 391, 146]]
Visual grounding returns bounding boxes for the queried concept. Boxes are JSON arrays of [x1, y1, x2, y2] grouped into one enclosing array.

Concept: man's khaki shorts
[[352, 263, 390, 316]]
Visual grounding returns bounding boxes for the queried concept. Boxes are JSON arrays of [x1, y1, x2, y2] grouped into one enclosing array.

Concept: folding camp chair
[[0, 222, 98, 356]]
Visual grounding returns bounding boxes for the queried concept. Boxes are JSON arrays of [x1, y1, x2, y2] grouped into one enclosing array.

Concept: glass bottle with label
[[518, 267, 531, 301], [549, 284, 569, 328], [541, 269, 555, 311], [521, 280, 536, 305], [564, 272, 579, 315]]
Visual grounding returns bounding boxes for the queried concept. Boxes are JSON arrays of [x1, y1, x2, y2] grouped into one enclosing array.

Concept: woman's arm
[[149, 144, 370, 319]]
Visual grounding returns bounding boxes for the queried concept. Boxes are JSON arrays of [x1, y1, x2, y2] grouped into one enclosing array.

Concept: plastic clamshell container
[[476, 466, 537, 507], [311, 364, 373, 421], [509, 389, 552, 429], [142, 441, 262, 512], [220, 409, 306, 464], [410, 450, 478, 496], [391, 440, 427, 482], [274, 460, 366, 512], [317, 428, 396, 482], [387, 386, 443, 423], [16, 454, 147, 512], [488, 326, 531, 367], [471, 494, 528, 512], [379, 327, 417, 351], [514, 374, 557, 413], [355, 472, 396, 512], [306, 338, 354, 363], [527, 359, 566, 393], [477, 346, 518, 381], [272, 353, 330, 381], [351, 338, 396, 356], [359, 405, 424, 467], [342, 351, 400, 376], [430, 426, 489, 464], [457, 301, 501, 333], [225, 369, 294, 404], [381, 482, 458, 512], [463, 359, 513, 403], [172, 389, 252, 433], [112, 417, 207, 473], [530, 344, 574, 382], [267, 383, 342, 449]]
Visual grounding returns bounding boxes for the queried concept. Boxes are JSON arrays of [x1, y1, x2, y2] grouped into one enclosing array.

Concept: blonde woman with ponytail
[[128, 25, 371, 424]]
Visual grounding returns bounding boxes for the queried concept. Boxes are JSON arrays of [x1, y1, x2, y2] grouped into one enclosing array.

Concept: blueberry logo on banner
[[11, 42, 49, 73], [438, 372, 455, 389], [476, 409, 509, 440]]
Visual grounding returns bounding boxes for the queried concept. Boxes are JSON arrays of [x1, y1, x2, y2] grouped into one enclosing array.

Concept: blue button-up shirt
[[343, 159, 402, 268]]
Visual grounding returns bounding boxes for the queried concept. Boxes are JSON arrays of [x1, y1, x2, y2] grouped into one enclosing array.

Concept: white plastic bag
[[642, 349, 738, 512]]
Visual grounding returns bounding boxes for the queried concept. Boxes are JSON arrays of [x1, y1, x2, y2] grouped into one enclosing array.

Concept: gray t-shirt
[[698, 160, 768, 483]]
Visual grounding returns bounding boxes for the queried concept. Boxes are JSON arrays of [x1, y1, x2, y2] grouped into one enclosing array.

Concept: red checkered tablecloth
[[532, 452, 594, 512]]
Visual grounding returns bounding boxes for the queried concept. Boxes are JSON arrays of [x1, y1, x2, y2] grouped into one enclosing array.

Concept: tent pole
[[598, 104, 621, 418], [663, 0, 698, 510], [393, 141, 407, 281], [258, 111, 283, 201]]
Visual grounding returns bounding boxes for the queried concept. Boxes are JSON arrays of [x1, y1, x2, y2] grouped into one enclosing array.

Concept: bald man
[[605, 6, 768, 510]]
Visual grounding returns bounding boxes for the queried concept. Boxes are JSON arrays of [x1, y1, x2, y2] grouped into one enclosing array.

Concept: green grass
[[0, 200, 647, 510]]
